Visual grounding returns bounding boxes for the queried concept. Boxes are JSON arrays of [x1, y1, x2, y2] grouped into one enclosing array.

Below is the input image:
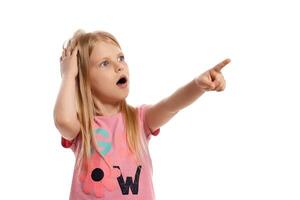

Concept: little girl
[[53, 29, 230, 200]]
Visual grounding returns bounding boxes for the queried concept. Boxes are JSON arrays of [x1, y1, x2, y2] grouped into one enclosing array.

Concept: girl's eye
[[118, 55, 125, 62], [99, 56, 125, 68], [100, 60, 109, 67]]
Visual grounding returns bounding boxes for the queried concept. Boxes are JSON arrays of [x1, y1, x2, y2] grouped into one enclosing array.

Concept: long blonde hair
[[63, 29, 149, 173]]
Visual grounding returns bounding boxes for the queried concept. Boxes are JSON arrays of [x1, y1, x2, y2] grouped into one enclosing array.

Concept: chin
[[123, 92, 129, 99], [117, 92, 129, 101]]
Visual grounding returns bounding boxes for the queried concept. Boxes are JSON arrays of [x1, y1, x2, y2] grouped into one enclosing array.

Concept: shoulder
[[136, 104, 160, 138], [136, 104, 152, 123], [136, 104, 150, 114]]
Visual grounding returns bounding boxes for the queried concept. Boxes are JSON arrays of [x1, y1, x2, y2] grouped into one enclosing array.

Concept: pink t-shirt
[[61, 104, 160, 200]]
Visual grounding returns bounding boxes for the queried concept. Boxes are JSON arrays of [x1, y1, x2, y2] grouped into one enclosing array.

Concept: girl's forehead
[[90, 41, 122, 63]]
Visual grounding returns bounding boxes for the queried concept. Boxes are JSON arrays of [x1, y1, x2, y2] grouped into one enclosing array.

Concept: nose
[[114, 62, 125, 72]]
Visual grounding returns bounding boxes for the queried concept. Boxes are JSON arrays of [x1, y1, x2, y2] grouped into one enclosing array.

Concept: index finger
[[213, 58, 231, 72], [71, 46, 79, 56]]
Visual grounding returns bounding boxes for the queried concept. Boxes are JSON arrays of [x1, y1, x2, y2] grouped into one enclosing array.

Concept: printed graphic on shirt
[[79, 127, 142, 198], [113, 165, 142, 195], [95, 128, 112, 156], [79, 150, 121, 197]]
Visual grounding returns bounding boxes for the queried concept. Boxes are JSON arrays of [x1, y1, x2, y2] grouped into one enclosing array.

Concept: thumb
[[209, 82, 216, 90], [201, 78, 216, 90]]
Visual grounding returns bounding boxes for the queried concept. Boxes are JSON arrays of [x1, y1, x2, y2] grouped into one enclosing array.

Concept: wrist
[[193, 77, 207, 92]]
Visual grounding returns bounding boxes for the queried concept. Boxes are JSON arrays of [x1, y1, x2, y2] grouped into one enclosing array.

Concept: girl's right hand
[[59, 39, 79, 79]]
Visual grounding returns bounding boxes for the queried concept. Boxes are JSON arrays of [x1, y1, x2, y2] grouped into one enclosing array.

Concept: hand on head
[[59, 39, 79, 79]]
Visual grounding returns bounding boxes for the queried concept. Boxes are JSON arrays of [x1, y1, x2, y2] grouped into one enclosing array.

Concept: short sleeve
[[138, 104, 160, 139], [61, 134, 80, 152], [61, 137, 73, 148]]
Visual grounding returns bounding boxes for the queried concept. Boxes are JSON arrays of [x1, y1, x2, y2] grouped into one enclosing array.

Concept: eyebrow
[[95, 52, 124, 64]]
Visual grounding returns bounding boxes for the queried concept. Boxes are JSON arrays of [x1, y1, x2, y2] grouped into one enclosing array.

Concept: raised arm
[[53, 44, 81, 141], [145, 58, 231, 132]]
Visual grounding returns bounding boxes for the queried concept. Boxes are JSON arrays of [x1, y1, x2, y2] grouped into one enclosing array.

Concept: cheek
[[90, 74, 115, 91]]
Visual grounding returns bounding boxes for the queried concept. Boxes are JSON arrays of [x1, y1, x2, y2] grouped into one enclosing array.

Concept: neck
[[93, 96, 122, 116]]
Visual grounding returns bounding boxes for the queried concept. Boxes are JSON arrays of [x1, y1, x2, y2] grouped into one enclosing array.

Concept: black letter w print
[[113, 165, 142, 195]]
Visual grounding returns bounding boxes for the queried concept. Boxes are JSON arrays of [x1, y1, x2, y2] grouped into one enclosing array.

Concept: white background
[[0, 0, 299, 199]]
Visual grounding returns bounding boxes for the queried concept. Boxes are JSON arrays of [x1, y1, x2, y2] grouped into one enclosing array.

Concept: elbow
[[54, 115, 68, 128], [53, 116, 80, 141], [53, 110, 72, 128]]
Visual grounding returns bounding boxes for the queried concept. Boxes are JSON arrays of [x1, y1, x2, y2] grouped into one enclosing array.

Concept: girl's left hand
[[194, 58, 231, 92]]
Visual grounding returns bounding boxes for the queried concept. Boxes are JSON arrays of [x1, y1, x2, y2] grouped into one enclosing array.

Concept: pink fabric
[[61, 104, 160, 200]]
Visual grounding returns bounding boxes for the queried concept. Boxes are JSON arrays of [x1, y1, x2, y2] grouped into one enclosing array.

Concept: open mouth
[[116, 76, 128, 87]]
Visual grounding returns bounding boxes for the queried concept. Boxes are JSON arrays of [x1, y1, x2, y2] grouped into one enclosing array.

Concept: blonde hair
[[63, 29, 149, 174]]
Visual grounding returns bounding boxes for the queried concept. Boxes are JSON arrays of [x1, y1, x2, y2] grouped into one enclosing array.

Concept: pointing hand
[[194, 58, 231, 92]]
